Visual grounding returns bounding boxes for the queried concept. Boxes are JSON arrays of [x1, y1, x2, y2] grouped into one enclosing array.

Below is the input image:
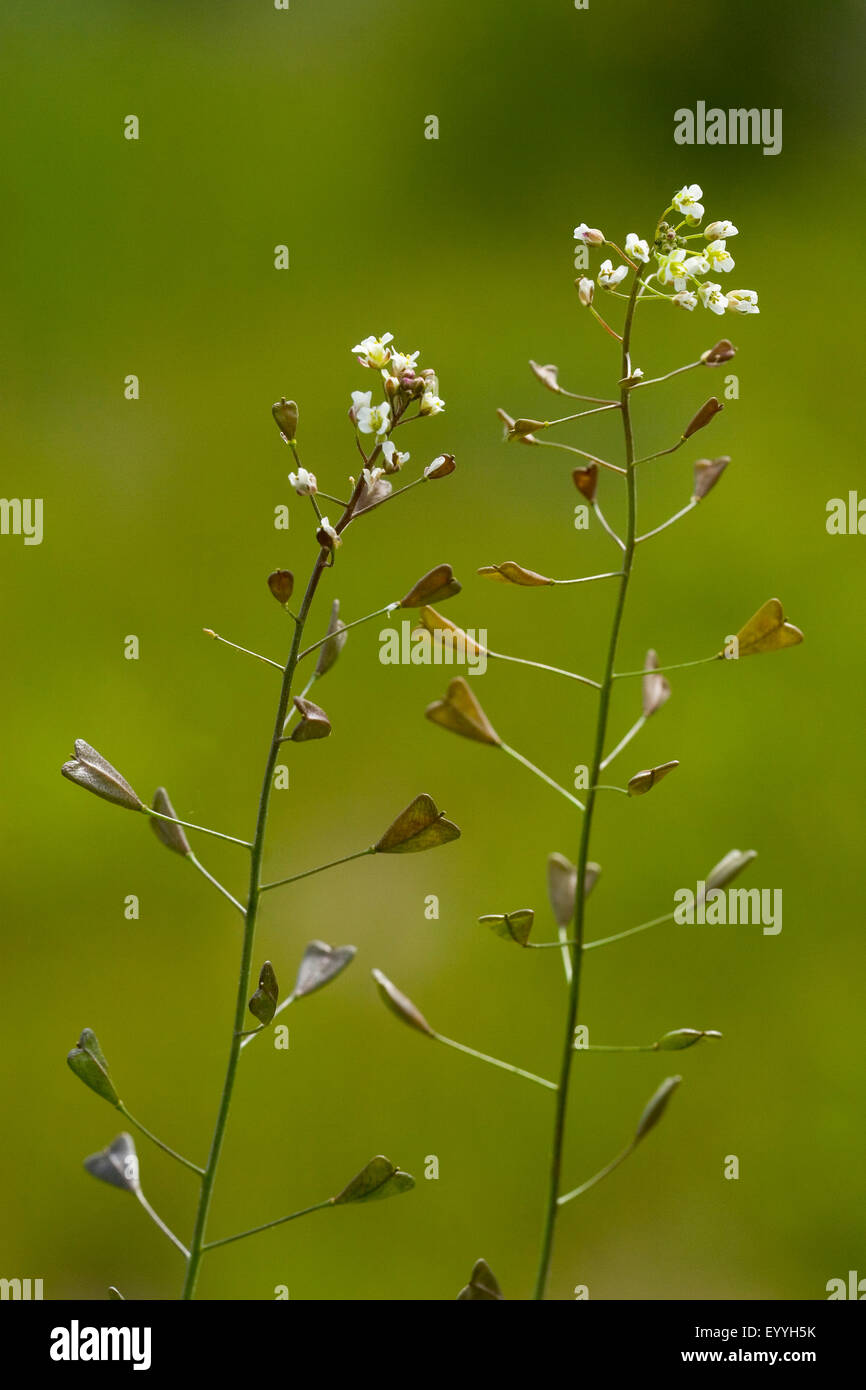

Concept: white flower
[[389, 348, 420, 375], [598, 258, 628, 289], [705, 220, 738, 240], [625, 233, 650, 264], [698, 282, 729, 315], [672, 290, 697, 311], [705, 239, 735, 274], [419, 390, 445, 416], [318, 517, 342, 548], [656, 250, 707, 291], [289, 467, 317, 495], [725, 289, 760, 315], [381, 440, 410, 473], [574, 223, 604, 245], [352, 390, 391, 435], [577, 276, 594, 306], [672, 183, 704, 222], [362, 466, 385, 486], [352, 333, 394, 369]]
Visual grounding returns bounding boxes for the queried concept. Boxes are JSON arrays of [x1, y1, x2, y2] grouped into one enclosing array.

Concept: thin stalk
[[202, 1198, 334, 1252], [613, 653, 721, 680], [552, 571, 624, 586], [434, 1032, 557, 1091], [584, 909, 675, 951], [536, 439, 626, 475], [533, 262, 647, 1300], [188, 853, 246, 917], [118, 1105, 205, 1176], [490, 650, 599, 689], [260, 846, 375, 894], [299, 603, 397, 662], [181, 519, 351, 1297], [557, 1141, 636, 1207], [631, 360, 702, 390], [542, 404, 622, 427], [239, 993, 294, 1051], [145, 808, 253, 850], [135, 1190, 190, 1257], [636, 500, 697, 544], [202, 629, 283, 672], [599, 715, 646, 771], [633, 437, 687, 467], [501, 743, 585, 811], [591, 501, 626, 552]]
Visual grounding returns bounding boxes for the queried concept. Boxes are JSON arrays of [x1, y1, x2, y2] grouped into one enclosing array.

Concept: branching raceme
[[61, 335, 468, 1299], [369, 185, 804, 1302]]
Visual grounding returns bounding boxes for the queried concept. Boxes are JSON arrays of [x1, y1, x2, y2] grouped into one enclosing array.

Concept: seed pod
[[497, 408, 539, 446], [683, 397, 723, 439], [83, 1133, 140, 1193], [150, 788, 192, 857], [528, 361, 562, 394], [425, 677, 501, 747], [642, 651, 671, 718], [272, 398, 299, 441], [634, 1075, 682, 1143], [705, 848, 757, 892], [572, 464, 598, 501], [292, 941, 357, 1000], [692, 456, 729, 501], [332, 1154, 415, 1205], [733, 598, 804, 656], [400, 564, 462, 608], [457, 1258, 504, 1301], [510, 418, 547, 440], [371, 968, 434, 1037], [355, 475, 393, 514], [547, 854, 601, 928], [61, 740, 143, 812], [315, 600, 348, 678], [477, 561, 553, 587], [415, 607, 488, 657], [290, 697, 332, 741], [375, 793, 461, 854], [248, 961, 279, 1025], [67, 1028, 120, 1107], [267, 570, 295, 605], [479, 909, 534, 947], [701, 339, 737, 366], [657, 1028, 722, 1051], [627, 760, 679, 796]]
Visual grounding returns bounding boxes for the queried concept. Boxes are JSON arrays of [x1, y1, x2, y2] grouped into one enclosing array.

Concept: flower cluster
[[350, 333, 445, 441], [574, 184, 759, 317]]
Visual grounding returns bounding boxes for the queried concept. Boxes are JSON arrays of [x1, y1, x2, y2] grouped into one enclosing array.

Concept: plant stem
[[433, 1032, 557, 1091], [557, 1141, 636, 1207], [259, 846, 376, 894], [202, 1198, 334, 1252], [501, 743, 585, 811], [202, 629, 283, 672], [188, 853, 246, 917], [533, 262, 647, 1300], [180, 546, 333, 1300], [613, 654, 721, 680], [584, 909, 674, 951], [145, 808, 253, 850], [136, 1190, 190, 1257], [118, 1105, 205, 1176], [490, 651, 600, 689]]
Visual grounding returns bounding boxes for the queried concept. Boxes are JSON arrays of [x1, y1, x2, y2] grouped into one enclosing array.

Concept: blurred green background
[[1, 0, 864, 1301]]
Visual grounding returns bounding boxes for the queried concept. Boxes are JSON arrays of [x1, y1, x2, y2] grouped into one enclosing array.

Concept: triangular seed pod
[[457, 1258, 504, 1300], [67, 1029, 120, 1107], [477, 561, 553, 587], [657, 1029, 722, 1051], [634, 1076, 682, 1144], [290, 697, 332, 741], [399, 564, 462, 607], [371, 968, 435, 1036], [572, 465, 598, 502], [374, 793, 461, 854], [692, 456, 729, 501], [683, 397, 723, 439], [315, 600, 348, 678], [425, 677, 501, 747], [705, 848, 758, 892], [248, 961, 279, 1025], [732, 598, 804, 656], [61, 740, 143, 812], [479, 909, 534, 947], [292, 941, 357, 1000], [267, 570, 295, 605], [272, 398, 299, 441], [628, 761, 679, 796], [529, 361, 562, 393], [642, 651, 671, 718], [150, 788, 192, 857], [83, 1133, 140, 1193], [332, 1154, 415, 1205]]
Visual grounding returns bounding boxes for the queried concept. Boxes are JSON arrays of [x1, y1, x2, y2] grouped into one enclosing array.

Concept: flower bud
[[683, 397, 722, 439], [576, 276, 595, 306], [627, 760, 679, 796], [574, 223, 604, 246], [634, 1076, 682, 1143], [424, 453, 455, 480], [272, 398, 299, 441]]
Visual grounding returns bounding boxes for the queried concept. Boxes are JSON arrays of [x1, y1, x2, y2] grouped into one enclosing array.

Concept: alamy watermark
[[0, 497, 43, 545], [674, 103, 782, 157], [379, 620, 488, 675], [674, 882, 783, 935]]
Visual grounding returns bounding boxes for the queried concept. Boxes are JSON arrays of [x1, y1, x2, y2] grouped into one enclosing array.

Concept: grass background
[[1, 0, 863, 1300]]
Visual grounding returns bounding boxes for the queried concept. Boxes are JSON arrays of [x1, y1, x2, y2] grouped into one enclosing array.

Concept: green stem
[[613, 654, 721, 680], [533, 262, 647, 1301], [259, 846, 376, 894], [202, 629, 283, 672], [583, 909, 674, 952], [434, 1032, 557, 1091], [501, 743, 585, 811], [146, 808, 252, 850], [188, 853, 246, 917], [118, 1105, 205, 1176], [491, 651, 599, 689], [135, 1190, 190, 1257], [202, 1198, 334, 1252], [299, 604, 397, 662], [557, 1141, 636, 1207]]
